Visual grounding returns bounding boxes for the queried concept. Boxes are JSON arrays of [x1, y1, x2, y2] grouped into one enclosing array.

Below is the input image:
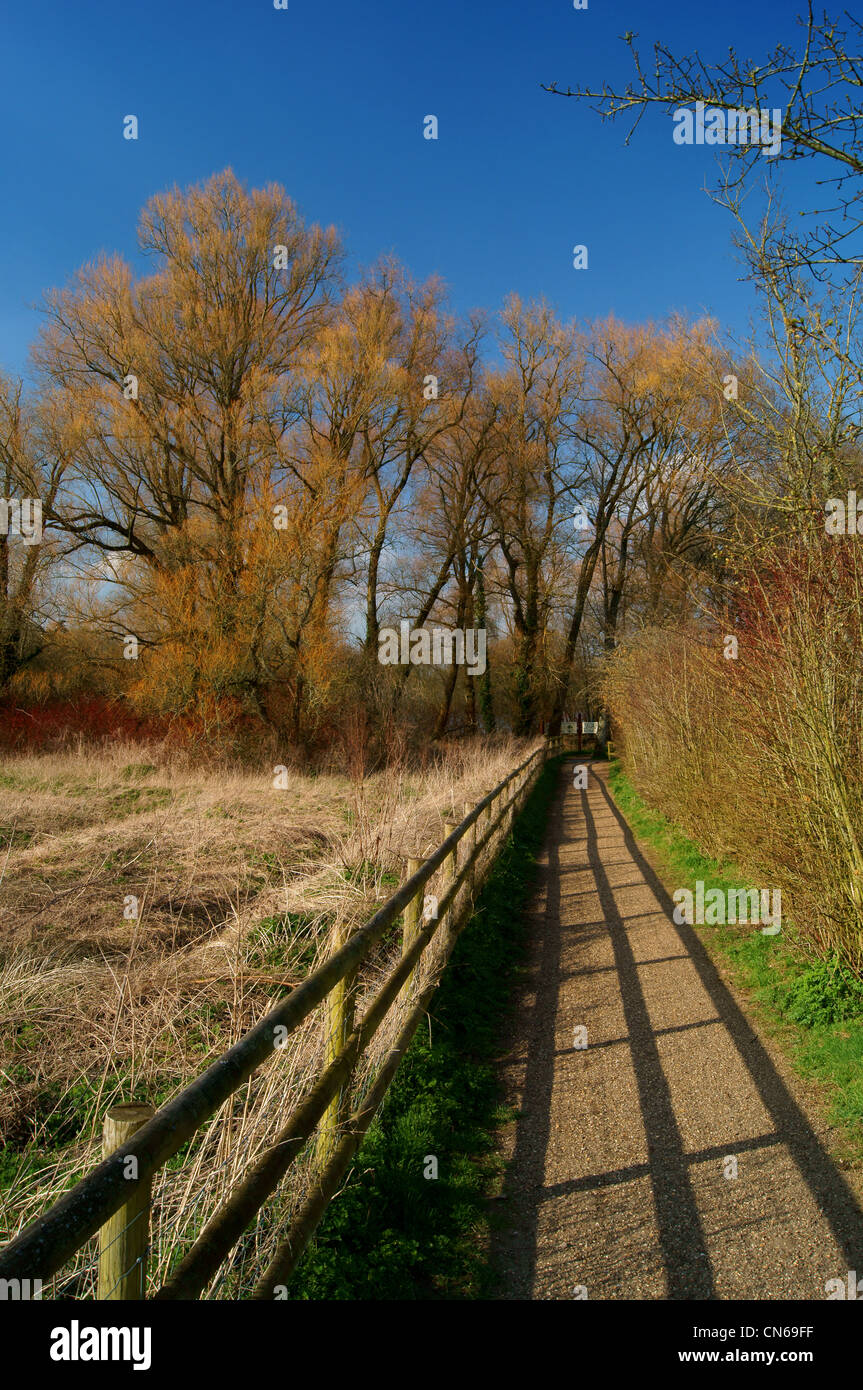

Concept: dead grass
[[0, 734, 537, 1296]]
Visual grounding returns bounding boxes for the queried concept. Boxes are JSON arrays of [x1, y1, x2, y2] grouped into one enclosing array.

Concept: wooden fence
[[0, 736, 566, 1300]]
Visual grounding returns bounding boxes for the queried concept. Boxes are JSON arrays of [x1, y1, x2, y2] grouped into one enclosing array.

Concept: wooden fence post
[[503, 782, 515, 838], [442, 820, 458, 945], [316, 925, 357, 1168], [475, 790, 493, 890], [464, 802, 477, 909], [518, 765, 530, 811], [401, 856, 424, 1000], [97, 1103, 154, 1300]]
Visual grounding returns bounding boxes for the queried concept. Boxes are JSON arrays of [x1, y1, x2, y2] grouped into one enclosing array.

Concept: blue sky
[[0, 0, 813, 377]]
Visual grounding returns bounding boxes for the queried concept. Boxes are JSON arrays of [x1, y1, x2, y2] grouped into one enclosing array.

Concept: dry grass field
[[0, 734, 537, 1295]]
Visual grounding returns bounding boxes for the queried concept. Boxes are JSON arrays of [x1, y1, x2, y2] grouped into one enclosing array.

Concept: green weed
[[288, 758, 560, 1299]]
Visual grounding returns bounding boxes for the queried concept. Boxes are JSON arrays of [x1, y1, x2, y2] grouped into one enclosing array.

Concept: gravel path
[[491, 756, 863, 1300]]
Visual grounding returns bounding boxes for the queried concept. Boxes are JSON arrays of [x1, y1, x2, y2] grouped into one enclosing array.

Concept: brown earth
[[491, 757, 863, 1300]]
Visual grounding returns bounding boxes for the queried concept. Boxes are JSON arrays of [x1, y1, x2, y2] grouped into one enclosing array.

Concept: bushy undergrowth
[[604, 528, 863, 978], [0, 697, 166, 752]]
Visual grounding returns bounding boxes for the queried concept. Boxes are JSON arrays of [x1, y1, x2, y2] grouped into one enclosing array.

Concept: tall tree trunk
[[548, 541, 603, 735], [364, 519, 387, 653], [513, 625, 538, 735], [475, 564, 495, 733], [432, 663, 459, 739]]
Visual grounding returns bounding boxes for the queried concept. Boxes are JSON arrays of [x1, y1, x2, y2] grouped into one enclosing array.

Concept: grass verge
[[288, 757, 561, 1299], [608, 760, 863, 1165]]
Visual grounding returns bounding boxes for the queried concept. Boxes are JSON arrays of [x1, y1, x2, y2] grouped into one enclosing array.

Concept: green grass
[[0, 825, 34, 849], [1, 992, 245, 1202], [0, 1066, 199, 1209], [340, 860, 400, 890], [608, 762, 863, 1161], [247, 911, 326, 976], [287, 757, 561, 1299], [0, 770, 42, 791], [119, 762, 159, 780], [248, 849, 280, 872], [109, 787, 173, 812]]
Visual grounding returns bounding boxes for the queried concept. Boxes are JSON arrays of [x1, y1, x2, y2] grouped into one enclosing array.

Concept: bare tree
[[548, 317, 726, 734], [0, 377, 69, 690], [544, 4, 863, 281], [481, 296, 585, 735], [339, 259, 482, 657]]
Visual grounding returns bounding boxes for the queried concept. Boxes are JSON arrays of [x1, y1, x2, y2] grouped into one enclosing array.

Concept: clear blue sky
[[0, 0, 812, 377]]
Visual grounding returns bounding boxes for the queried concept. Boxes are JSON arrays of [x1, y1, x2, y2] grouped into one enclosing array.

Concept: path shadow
[[489, 758, 863, 1300], [593, 768, 863, 1274]]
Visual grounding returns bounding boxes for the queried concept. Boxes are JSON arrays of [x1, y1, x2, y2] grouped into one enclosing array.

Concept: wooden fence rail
[[0, 736, 566, 1298]]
